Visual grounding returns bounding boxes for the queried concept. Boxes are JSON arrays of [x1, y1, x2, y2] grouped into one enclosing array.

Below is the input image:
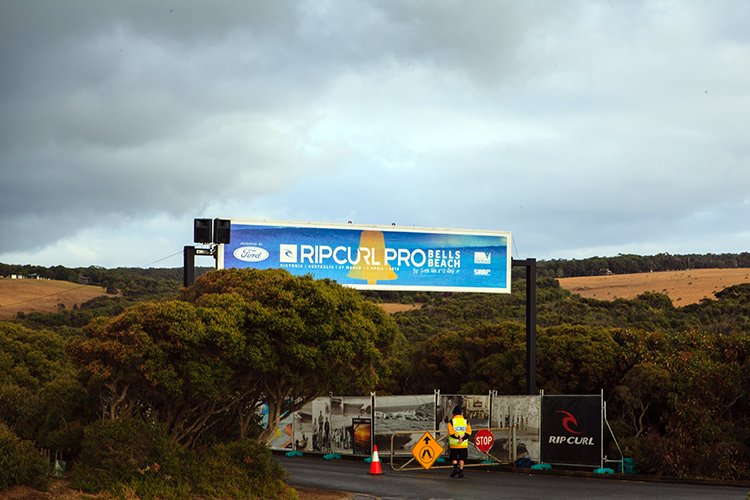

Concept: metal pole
[[183, 245, 196, 287], [526, 259, 537, 395], [512, 258, 537, 395], [599, 389, 609, 469]]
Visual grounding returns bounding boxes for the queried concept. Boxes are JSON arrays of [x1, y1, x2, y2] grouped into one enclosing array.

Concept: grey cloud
[[1, 0, 749, 265]]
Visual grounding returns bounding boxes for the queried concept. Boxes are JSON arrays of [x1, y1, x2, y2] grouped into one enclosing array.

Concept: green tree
[[69, 300, 242, 447], [419, 322, 526, 394], [613, 362, 671, 437], [0, 322, 87, 455], [537, 325, 619, 393], [69, 269, 404, 446], [181, 269, 404, 443]]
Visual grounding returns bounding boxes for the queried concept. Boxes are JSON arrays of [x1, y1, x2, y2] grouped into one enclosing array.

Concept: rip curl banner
[[540, 394, 603, 467], [217, 219, 511, 293]]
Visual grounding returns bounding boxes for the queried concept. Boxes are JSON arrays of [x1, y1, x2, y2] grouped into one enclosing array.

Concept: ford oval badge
[[233, 246, 270, 263]]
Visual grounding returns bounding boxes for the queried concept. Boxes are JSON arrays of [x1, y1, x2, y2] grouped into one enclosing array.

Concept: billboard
[[217, 220, 511, 293]]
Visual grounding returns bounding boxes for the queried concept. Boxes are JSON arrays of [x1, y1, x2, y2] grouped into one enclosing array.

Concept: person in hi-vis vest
[[448, 406, 472, 478]]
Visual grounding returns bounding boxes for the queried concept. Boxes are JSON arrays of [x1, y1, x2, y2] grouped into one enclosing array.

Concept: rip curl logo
[[556, 410, 582, 435], [279, 244, 297, 263]]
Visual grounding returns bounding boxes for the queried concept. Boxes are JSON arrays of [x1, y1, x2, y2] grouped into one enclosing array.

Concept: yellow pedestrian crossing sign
[[411, 432, 444, 469]]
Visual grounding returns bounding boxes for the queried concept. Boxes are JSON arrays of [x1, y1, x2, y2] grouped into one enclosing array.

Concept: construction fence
[[264, 391, 617, 469]]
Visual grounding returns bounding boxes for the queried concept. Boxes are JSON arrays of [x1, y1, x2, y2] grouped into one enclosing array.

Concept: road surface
[[277, 454, 750, 499]]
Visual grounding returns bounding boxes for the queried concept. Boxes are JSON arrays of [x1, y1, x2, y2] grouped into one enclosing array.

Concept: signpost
[[474, 429, 495, 454], [411, 432, 444, 470]]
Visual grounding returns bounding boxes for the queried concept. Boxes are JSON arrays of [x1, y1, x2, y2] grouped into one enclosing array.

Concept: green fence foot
[[594, 467, 614, 474], [530, 463, 552, 470]]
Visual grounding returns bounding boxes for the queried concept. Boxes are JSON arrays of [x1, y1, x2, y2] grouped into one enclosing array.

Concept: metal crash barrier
[[387, 427, 515, 472]]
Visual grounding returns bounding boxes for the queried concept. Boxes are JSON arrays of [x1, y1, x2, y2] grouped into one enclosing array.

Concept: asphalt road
[[276, 454, 750, 500]]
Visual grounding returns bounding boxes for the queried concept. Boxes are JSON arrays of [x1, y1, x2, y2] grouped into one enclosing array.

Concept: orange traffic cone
[[369, 445, 383, 475]]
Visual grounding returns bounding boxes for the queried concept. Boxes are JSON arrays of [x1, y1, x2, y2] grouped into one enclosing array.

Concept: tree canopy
[[69, 268, 405, 446]]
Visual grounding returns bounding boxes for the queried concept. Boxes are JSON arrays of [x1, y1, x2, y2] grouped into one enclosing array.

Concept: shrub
[[629, 432, 750, 480], [0, 422, 48, 491], [72, 420, 296, 499], [178, 439, 296, 499], [72, 417, 177, 492]]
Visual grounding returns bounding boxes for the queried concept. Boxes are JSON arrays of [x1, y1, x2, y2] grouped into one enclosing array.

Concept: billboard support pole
[[184, 245, 214, 287], [183, 246, 196, 287], [512, 258, 537, 395]]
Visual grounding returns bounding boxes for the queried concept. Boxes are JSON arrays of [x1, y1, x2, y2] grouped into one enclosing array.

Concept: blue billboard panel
[[218, 220, 511, 293]]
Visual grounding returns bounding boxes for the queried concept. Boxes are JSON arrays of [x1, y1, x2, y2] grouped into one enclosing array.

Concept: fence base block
[[594, 467, 614, 475], [531, 463, 552, 471]]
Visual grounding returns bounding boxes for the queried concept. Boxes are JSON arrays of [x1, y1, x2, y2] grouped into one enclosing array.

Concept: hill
[[0, 278, 108, 320], [557, 268, 750, 305]]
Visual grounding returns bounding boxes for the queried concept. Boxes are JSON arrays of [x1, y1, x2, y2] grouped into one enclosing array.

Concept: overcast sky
[[1, 0, 749, 269]]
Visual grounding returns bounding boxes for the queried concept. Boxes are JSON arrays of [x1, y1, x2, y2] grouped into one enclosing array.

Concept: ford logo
[[233, 246, 270, 263]]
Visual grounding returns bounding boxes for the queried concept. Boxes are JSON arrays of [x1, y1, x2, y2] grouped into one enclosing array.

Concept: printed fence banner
[[374, 395, 435, 456], [352, 418, 372, 456], [540, 394, 602, 467], [491, 395, 541, 463], [329, 396, 372, 455], [268, 411, 295, 451], [218, 220, 511, 293], [293, 400, 316, 453], [311, 398, 332, 453]]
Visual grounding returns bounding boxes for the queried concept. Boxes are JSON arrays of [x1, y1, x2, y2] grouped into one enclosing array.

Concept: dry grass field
[[558, 268, 750, 306], [378, 302, 423, 314], [0, 278, 108, 320]]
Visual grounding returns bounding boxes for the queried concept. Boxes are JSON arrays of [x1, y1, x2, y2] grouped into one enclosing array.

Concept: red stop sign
[[474, 429, 494, 453]]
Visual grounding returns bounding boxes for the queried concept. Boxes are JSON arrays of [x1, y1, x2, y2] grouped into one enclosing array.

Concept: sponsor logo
[[279, 244, 297, 263], [233, 246, 270, 263], [548, 409, 594, 446], [474, 269, 491, 276], [548, 435, 595, 445], [557, 410, 582, 435], [474, 251, 491, 265]]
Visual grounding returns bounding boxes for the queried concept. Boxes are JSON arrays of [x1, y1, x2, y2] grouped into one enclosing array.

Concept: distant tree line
[[539, 252, 750, 278], [0, 263, 213, 297], [4, 251, 749, 298]]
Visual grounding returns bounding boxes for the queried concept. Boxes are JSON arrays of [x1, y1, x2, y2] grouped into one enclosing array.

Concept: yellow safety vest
[[449, 415, 469, 449]]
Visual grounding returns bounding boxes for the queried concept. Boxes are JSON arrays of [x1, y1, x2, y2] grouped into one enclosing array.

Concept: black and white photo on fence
[[292, 396, 372, 454], [293, 400, 315, 453], [292, 398, 328, 453], [491, 395, 541, 462], [374, 394, 435, 455], [312, 398, 331, 452]]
